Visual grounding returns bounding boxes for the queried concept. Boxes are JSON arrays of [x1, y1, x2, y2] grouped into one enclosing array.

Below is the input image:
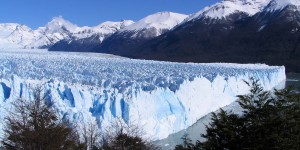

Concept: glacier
[[0, 50, 285, 140]]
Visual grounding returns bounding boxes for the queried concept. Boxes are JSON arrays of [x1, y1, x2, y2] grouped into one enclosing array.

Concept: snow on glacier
[[0, 50, 286, 140]]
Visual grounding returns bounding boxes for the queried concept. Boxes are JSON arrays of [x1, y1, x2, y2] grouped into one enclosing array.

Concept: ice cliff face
[[0, 50, 286, 140]]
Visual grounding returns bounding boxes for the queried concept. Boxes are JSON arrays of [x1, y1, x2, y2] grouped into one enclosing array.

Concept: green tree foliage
[[176, 78, 300, 150], [174, 133, 202, 150], [201, 110, 245, 149], [1, 87, 84, 150]]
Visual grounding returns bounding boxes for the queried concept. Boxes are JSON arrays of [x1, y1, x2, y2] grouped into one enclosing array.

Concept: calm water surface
[[286, 73, 300, 90]]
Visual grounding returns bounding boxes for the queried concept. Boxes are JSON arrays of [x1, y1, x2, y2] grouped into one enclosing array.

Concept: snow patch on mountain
[[0, 50, 286, 140], [120, 12, 187, 37], [71, 20, 134, 42], [0, 24, 34, 48], [0, 23, 19, 38], [93, 20, 135, 34], [187, 0, 270, 21], [41, 16, 79, 34], [264, 0, 300, 12]]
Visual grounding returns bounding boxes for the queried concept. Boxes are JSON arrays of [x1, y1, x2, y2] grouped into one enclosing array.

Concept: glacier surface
[[0, 50, 285, 140]]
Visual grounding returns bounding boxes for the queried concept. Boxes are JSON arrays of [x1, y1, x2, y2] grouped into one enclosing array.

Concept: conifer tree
[[175, 78, 300, 149]]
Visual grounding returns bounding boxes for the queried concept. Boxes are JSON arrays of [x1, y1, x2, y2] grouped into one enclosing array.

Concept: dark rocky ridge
[[49, 4, 300, 72], [118, 7, 300, 72]]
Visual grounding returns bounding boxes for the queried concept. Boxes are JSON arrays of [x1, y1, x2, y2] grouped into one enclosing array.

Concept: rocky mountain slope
[[49, 12, 187, 53], [1, 0, 300, 72], [128, 0, 300, 72]]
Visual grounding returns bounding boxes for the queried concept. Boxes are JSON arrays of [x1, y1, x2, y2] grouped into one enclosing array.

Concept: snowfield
[[186, 0, 270, 21], [0, 49, 286, 140]]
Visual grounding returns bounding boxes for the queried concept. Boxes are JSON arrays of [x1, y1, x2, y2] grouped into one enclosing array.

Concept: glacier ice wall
[[0, 51, 286, 140]]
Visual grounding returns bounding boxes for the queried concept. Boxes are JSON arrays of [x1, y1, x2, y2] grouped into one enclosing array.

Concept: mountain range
[[0, 16, 134, 49], [1, 0, 300, 72]]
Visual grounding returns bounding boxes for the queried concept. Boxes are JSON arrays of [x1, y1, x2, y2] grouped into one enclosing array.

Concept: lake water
[[286, 73, 300, 90], [157, 73, 300, 150]]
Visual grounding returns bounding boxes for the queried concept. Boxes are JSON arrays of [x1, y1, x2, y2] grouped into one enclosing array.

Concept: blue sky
[[0, 0, 220, 29]]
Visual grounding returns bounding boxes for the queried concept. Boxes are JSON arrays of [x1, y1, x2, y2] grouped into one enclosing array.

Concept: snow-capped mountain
[[49, 12, 187, 53], [41, 16, 78, 34], [1, 0, 300, 72], [128, 0, 300, 73], [0, 23, 36, 48], [49, 20, 134, 52], [49, 0, 300, 72], [0, 23, 19, 38], [37, 17, 134, 48], [80, 20, 135, 40], [0, 17, 75, 49], [0, 16, 134, 49], [0, 24, 18, 48], [119, 12, 188, 38], [264, 0, 300, 12], [95, 12, 187, 54], [186, 0, 270, 22], [0, 11, 187, 51], [27, 16, 78, 48]]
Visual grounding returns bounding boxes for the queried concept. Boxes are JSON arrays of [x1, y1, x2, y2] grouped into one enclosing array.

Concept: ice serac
[[0, 50, 286, 140]]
